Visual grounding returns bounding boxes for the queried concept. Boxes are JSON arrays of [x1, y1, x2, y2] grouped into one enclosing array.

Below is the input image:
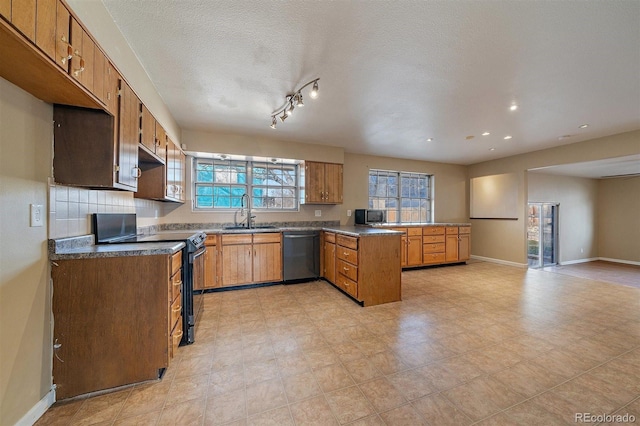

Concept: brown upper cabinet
[[53, 77, 141, 191], [135, 129, 185, 203], [304, 161, 343, 204], [1, 0, 111, 109]]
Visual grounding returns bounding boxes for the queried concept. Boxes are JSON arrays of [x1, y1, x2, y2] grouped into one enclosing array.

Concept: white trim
[[16, 386, 55, 426], [560, 257, 599, 265], [470, 255, 528, 268], [598, 257, 640, 266]]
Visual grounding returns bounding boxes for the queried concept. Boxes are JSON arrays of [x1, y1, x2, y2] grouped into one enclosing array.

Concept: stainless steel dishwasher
[[282, 231, 320, 281]]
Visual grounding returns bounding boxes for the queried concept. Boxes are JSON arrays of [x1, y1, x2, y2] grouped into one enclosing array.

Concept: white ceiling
[[529, 154, 640, 179], [101, 0, 640, 166]]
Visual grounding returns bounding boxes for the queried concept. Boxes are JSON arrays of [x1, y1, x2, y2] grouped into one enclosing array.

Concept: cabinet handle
[[172, 305, 182, 313], [173, 330, 183, 340], [72, 58, 85, 77], [343, 252, 349, 256], [60, 44, 73, 65], [343, 267, 349, 271], [53, 339, 64, 363], [133, 167, 142, 178]]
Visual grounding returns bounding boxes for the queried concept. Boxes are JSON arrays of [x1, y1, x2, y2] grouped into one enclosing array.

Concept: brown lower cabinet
[[380, 225, 471, 268], [219, 233, 282, 287], [51, 252, 180, 400], [321, 232, 402, 306]]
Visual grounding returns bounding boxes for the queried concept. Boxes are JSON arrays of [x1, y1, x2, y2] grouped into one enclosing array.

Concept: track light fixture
[[270, 78, 319, 128]]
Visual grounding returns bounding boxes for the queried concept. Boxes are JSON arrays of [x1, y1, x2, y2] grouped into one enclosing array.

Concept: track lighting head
[[269, 78, 319, 128]]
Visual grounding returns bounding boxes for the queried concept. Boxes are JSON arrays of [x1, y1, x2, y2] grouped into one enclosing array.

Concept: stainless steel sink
[[222, 225, 278, 230]]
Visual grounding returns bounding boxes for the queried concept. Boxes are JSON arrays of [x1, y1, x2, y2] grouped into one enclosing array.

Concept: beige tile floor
[[36, 261, 640, 425]]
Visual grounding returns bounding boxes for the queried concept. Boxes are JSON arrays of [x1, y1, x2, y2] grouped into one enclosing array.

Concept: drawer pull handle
[[173, 330, 183, 340], [343, 267, 349, 271], [172, 305, 182, 313], [343, 252, 349, 256]]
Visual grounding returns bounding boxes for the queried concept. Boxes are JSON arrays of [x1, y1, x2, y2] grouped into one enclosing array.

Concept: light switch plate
[[315, 210, 321, 217], [30, 204, 44, 227], [347, 210, 352, 217]]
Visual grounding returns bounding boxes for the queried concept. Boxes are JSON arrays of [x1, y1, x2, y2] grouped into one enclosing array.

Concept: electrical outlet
[[30, 204, 43, 227], [347, 210, 352, 217], [315, 210, 321, 217], [580, 248, 584, 254]]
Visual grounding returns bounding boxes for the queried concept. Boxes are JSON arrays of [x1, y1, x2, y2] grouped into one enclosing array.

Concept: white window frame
[[368, 169, 433, 223]]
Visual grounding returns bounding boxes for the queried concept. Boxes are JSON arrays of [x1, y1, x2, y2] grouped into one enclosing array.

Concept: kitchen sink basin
[[222, 225, 278, 230]]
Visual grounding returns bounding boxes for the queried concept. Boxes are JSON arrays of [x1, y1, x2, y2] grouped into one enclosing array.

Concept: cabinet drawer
[[170, 296, 181, 331], [459, 226, 471, 234], [423, 226, 445, 235], [336, 273, 358, 298], [407, 227, 422, 236], [324, 232, 336, 243], [205, 234, 217, 245], [253, 232, 281, 244], [171, 317, 183, 359], [391, 227, 407, 234], [222, 234, 252, 245], [423, 252, 446, 264], [171, 251, 182, 276], [423, 243, 445, 254], [170, 270, 182, 302], [337, 246, 358, 265], [336, 234, 358, 250], [336, 259, 358, 282], [445, 227, 459, 235], [423, 235, 445, 244]]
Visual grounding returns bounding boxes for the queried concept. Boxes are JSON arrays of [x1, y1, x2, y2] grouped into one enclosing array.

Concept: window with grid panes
[[368, 169, 432, 223], [194, 158, 298, 210]]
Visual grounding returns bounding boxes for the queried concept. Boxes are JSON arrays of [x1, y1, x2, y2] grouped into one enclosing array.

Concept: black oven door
[[187, 246, 206, 343]]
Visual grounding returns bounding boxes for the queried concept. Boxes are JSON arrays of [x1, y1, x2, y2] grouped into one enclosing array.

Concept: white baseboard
[[16, 386, 55, 426], [470, 255, 528, 268], [598, 257, 640, 266], [560, 257, 599, 265]]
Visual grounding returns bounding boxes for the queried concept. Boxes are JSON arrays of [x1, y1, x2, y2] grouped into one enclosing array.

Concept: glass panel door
[[527, 203, 558, 268]]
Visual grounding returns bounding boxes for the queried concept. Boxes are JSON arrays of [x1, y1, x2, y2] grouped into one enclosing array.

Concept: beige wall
[[161, 130, 345, 226], [0, 79, 52, 425], [528, 172, 599, 263], [468, 130, 640, 265], [343, 153, 468, 225], [598, 176, 640, 263]]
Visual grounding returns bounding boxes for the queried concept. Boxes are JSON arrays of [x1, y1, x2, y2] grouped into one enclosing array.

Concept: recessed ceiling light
[[510, 104, 518, 111], [426, 138, 434, 142], [489, 148, 496, 151], [579, 124, 589, 129], [504, 135, 512, 140], [482, 132, 490, 136]]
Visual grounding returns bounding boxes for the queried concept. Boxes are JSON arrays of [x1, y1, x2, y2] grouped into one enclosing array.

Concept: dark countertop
[[370, 222, 471, 227], [49, 235, 185, 260], [201, 226, 402, 237]]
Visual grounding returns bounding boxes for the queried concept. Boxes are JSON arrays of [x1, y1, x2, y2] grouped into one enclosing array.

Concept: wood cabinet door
[[155, 122, 167, 161], [203, 245, 218, 288], [407, 235, 422, 266], [324, 241, 336, 283], [103, 61, 119, 114], [117, 79, 140, 190], [445, 234, 459, 262], [55, 0, 70, 72], [12, 0, 36, 42], [93, 49, 106, 105], [0, 0, 10, 20], [35, 0, 56, 60], [458, 233, 470, 261], [253, 242, 282, 283], [69, 18, 82, 82], [324, 163, 343, 203], [305, 161, 325, 203], [140, 104, 156, 153], [400, 236, 408, 266], [79, 29, 94, 92], [221, 244, 252, 286]]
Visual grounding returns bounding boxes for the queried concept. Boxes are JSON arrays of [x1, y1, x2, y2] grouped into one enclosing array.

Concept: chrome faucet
[[238, 193, 255, 228]]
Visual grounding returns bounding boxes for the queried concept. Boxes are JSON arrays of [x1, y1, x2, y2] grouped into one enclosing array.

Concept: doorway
[[527, 203, 558, 268]]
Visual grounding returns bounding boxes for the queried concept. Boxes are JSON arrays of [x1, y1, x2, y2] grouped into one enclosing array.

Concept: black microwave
[[354, 209, 386, 225]]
